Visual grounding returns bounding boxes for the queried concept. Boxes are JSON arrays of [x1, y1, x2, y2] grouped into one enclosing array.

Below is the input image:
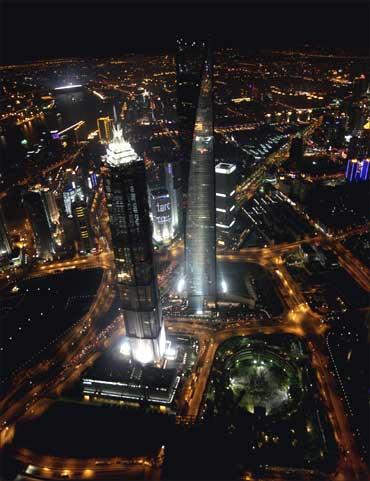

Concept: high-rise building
[[345, 158, 370, 182], [136, 88, 153, 125], [150, 188, 173, 245], [0, 205, 11, 262], [352, 74, 368, 100], [215, 163, 237, 232], [40, 187, 60, 225], [23, 190, 55, 260], [63, 181, 85, 218], [185, 50, 217, 313], [104, 125, 165, 364], [289, 133, 304, 166], [97, 117, 114, 143], [72, 197, 94, 253], [164, 161, 181, 235], [347, 136, 360, 159], [176, 38, 207, 194]]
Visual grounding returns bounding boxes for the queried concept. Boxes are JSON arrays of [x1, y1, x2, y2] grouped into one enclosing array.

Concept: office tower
[[176, 38, 207, 194], [88, 170, 99, 190], [72, 197, 94, 253], [215, 163, 237, 232], [136, 88, 153, 125], [150, 188, 173, 245], [185, 50, 217, 313], [352, 74, 368, 100], [63, 180, 85, 218], [289, 133, 304, 166], [97, 117, 113, 143], [345, 158, 370, 182], [40, 187, 60, 225], [164, 161, 181, 235], [347, 105, 364, 135], [327, 114, 346, 148], [23, 190, 55, 260], [104, 125, 165, 364], [0, 205, 11, 262], [347, 136, 360, 159]]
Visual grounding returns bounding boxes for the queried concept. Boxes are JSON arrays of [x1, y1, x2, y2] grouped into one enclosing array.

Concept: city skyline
[[0, 5, 369, 481]]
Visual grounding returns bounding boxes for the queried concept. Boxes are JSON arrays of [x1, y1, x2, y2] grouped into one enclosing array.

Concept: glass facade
[[185, 53, 217, 312], [104, 126, 165, 363]]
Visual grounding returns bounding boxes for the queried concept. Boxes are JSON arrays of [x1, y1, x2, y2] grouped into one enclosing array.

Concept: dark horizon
[[1, 1, 369, 65]]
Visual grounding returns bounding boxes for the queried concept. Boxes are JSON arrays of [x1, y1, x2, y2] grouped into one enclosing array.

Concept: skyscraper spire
[[113, 104, 118, 125]]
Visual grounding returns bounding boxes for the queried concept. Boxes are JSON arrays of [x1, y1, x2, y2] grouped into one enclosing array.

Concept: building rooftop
[[82, 350, 180, 404], [215, 162, 236, 174]]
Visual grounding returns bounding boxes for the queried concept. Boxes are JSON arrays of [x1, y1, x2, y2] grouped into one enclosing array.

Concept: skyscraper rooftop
[[105, 125, 140, 167]]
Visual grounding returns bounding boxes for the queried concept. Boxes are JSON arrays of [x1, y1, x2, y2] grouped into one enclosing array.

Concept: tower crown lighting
[[106, 125, 139, 167]]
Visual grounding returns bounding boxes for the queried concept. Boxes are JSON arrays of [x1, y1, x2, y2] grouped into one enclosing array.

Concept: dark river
[[0, 89, 113, 173]]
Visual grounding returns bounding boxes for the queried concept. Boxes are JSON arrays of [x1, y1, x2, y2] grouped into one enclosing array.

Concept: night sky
[[1, 1, 369, 64]]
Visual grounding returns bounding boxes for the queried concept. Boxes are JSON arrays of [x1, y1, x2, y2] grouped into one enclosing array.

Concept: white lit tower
[[104, 124, 166, 364]]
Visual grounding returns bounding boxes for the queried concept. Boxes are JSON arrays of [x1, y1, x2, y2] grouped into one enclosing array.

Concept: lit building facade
[[164, 161, 181, 235], [97, 117, 113, 143], [185, 51, 217, 313], [150, 188, 173, 245], [215, 162, 237, 231], [104, 125, 165, 364], [72, 197, 94, 253], [63, 182, 85, 217], [345, 158, 370, 182], [41, 187, 60, 225]]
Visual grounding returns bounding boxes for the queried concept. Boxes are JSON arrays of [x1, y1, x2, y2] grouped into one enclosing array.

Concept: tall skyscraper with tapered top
[[176, 38, 207, 195], [185, 48, 217, 313], [104, 125, 165, 364], [23, 189, 55, 261]]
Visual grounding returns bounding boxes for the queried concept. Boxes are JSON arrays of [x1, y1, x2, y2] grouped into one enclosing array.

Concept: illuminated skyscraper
[[164, 161, 181, 235], [62, 168, 85, 218], [150, 188, 173, 245], [185, 51, 217, 313], [176, 38, 207, 196], [72, 197, 94, 253], [23, 189, 55, 260], [104, 125, 165, 364], [0, 205, 11, 263], [345, 158, 370, 182], [97, 117, 114, 143], [215, 162, 237, 232], [41, 187, 60, 225]]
